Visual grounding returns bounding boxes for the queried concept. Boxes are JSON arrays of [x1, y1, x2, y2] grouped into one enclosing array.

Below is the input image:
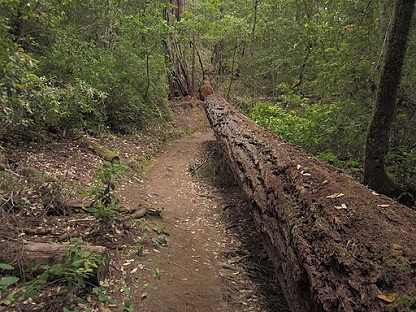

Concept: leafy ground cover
[[0, 99, 289, 312]]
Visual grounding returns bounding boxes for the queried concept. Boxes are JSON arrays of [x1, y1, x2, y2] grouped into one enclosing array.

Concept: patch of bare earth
[[0, 98, 289, 311]]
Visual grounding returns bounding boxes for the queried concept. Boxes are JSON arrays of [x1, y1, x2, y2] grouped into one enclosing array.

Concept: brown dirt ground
[[0, 98, 289, 311]]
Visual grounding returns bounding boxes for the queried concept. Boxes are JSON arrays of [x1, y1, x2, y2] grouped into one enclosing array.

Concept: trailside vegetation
[[181, 0, 416, 203], [0, 0, 170, 140], [1, 1, 415, 195]]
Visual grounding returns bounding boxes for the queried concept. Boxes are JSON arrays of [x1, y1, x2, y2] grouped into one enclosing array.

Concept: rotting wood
[[1, 241, 109, 286], [198, 82, 214, 100], [204, 94, 416, 312], [130, 207, 148, 219], [80, 136, 119, 162]]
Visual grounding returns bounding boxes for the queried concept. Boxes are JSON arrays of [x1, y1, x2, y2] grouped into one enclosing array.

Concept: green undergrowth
[[242, 83, 416, 193], [0, 239, 132, 312]]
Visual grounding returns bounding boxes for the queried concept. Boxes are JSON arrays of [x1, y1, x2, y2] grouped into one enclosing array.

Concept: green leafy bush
[[87, 162, 127, 223], [249, 98, 369, 179], [250, 101, 341, 152], [0, 43, 107, 139], [0, 263, 19, 296], [30, 239, 105, 297], [0, 239, 106, 309], [386, 148, 416, 190], [1, 1, 171, 140]]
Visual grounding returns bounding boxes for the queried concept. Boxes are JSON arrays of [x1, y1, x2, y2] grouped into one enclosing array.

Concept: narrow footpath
[[129, 101, 289, 312], [135, 129, 230, 311]]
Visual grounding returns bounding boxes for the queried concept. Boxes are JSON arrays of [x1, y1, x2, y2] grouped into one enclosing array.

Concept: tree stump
[[204, 94, 416, 312]]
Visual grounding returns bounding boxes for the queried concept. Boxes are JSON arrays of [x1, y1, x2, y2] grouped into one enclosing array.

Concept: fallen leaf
[[335, 204, 347, 210], [326, 193, 345, 199], [377, 292, 398, 303]]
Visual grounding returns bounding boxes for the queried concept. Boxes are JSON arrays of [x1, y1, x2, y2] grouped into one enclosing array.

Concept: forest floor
[[0, 98, 289, 311]]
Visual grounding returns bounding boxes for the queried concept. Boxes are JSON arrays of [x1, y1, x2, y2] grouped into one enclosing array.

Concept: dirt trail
[[1, 100, 287, 311], [134, 130, 230, 311], [129, 102, 289, 311]]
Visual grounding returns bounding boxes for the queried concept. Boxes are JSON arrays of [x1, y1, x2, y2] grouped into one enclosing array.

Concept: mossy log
[[1, 241, 109, 286], [81, 136, 119, 162], [204, 94, 416, 312]]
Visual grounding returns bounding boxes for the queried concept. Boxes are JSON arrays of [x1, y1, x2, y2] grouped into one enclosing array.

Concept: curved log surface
[[1, 241, 109, 286], [205, 94, 416, 312]]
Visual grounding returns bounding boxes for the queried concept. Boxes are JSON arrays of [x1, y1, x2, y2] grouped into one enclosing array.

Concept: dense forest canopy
[[1, 0, 415, 199]]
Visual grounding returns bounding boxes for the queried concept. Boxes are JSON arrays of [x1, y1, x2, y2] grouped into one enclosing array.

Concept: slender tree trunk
[[226, 44, 238, 101], [164, 0, 190, 97], [170, 0, 185, 20], [363, 0, 415, 196], [178, 0, 185, 18], [251, 0, 259, 54], [212, 40, 225, 75], [190, 0, 196, 95], [293, 41, 313, 88]]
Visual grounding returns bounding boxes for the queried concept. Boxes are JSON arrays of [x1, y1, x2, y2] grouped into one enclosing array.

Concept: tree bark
[[363, 0, 415, 196], [205, 94, 416, 312]]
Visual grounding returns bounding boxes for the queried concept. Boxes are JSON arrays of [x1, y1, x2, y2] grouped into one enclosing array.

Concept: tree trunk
[[164, 0, 190, 98], [363, 0, 415, 196], [250, 0, 259, 54], [190, 0, 196, 96], [212, 40, 225, 75], [205, 94, 416, 312]]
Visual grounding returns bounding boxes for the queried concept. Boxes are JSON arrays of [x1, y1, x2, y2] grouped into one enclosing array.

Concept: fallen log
[[204, 94, 416, 312], [80, 136, 119, 162], [1, 241, 109, 286]]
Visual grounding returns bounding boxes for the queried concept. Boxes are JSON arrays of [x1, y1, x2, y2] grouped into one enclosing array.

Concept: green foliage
[[0, 0, 171, 140], [0, 263, 19, 297], [316, 151, 345, 168], [144, 224, 169, 246], [93, 282, 133, 312], [0, 36, 108, 138], [0, 239, 106, 308], [87, 162, 126, 223], [92, 285, 117, 306], [386, 148, 416, 190], [250, 99, 341, 153], [32, 239, 104, 296], [276, 83, 304, 108], [250, 84, 368, 170], [317, 151, 362, 177]]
